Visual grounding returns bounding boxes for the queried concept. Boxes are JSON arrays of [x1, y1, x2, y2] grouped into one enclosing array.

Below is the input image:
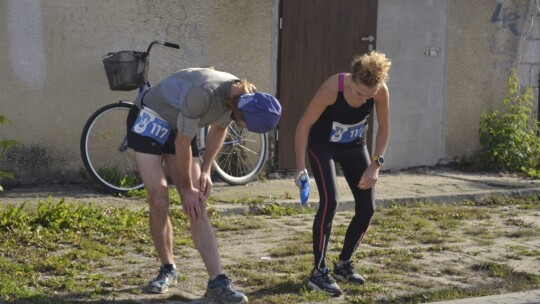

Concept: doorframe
[[268, 0, 282, 173], [271, 0, 377, 172]]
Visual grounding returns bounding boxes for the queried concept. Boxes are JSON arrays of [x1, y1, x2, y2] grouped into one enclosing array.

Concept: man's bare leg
[[137, 152, 178, 293], [164, 154, 222, 278]]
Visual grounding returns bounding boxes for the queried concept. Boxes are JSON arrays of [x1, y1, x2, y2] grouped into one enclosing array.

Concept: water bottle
[[298, 172, 310, 205]]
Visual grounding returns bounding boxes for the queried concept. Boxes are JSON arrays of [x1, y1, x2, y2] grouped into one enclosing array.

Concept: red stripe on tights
[[308, 147, 329, 251]]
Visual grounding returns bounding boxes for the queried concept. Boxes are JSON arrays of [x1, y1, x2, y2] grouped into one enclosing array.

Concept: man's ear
[[231, 108, 244, 123], [228, 95, 242, 110]]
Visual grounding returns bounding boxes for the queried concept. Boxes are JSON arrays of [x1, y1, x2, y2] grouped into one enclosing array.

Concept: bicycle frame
[[115, 81, 152, 153], [197, 124, 245, 154], [82, 40, 268, 193]]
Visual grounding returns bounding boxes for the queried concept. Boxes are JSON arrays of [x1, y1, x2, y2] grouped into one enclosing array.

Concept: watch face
[[377, 156, 384, 166]]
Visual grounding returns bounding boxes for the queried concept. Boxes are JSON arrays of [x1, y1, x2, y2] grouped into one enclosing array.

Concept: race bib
[[132, 107, 173, 145], [329, 120, 366, 143]]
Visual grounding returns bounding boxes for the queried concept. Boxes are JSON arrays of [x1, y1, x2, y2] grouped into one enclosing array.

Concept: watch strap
[[372, 155, 384, 166]]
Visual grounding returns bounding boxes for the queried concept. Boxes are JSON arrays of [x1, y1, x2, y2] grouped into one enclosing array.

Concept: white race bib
[[132, 108, 173, 145], [329, 120, 366, 143]]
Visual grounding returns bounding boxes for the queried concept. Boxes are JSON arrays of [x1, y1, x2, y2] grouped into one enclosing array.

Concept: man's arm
[[197, 125, 227, 198], [201, 125, 227, 175], [175, 133, 203, 220]]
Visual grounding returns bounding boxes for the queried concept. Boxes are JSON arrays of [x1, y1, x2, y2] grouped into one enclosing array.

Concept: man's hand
[[181, 187, 205, 221], [199, 171, 213, 200]]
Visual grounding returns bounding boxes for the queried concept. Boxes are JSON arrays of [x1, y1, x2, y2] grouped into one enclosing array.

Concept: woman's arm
[[358, 83, 390, 189], [294, 75, 337, 186], [372, 83, 390, 159]]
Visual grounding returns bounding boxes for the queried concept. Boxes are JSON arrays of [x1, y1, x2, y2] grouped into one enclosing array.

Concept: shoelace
[[212, 276, 241, 296], [156, 267, 173, 280], [318, 267, 330, 276], [210, 275, 232, 288], [314, 268, 335, 283], [338, 261, 354, 274]]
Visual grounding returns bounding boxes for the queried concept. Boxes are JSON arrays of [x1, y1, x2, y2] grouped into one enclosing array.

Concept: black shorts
[[126, 105, 199, 157]]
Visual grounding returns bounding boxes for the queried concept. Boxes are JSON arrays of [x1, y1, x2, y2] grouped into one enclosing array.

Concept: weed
[[249, 202, 313, 217], [229, 195, 266, 204], [0, 194, 538, 303], [469, 69, 540, 177], [0, 115, 19, 191]]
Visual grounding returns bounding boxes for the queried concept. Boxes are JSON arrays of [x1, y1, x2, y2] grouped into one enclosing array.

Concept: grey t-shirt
[[134, 68, 238, 137]]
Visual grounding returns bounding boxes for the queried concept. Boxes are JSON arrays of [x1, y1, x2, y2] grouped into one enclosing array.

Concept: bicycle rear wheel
[[200, 122, 268, 185], [80, 102, 144, 194]]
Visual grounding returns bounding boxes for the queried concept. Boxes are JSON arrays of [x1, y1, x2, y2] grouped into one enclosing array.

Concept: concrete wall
[[517, 1, 540, 96], [377, 0, 448, 169], [1, 0, 539, 184], [444, 0, 536, 160], [0, 0, 274, 184], [377, 0, 539, 169]]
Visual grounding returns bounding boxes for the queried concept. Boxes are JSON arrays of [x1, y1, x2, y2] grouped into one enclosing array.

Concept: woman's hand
[[358, 164, 380, 189], [294, 169, 307, 188]]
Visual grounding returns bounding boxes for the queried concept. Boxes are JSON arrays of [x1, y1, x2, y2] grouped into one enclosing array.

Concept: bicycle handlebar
[[163, 42, 180, 49], [145, 40, 180, 54]]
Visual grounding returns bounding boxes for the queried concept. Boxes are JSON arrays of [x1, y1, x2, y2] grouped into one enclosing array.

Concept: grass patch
[[0, 194, 538, 303], [248, 202, 314, 217]]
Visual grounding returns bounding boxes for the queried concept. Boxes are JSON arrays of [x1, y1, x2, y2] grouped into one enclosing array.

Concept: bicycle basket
[[103, 51, 149, 91]]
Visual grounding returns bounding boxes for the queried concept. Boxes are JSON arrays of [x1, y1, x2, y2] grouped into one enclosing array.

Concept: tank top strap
[[338, 73, 345, 92]]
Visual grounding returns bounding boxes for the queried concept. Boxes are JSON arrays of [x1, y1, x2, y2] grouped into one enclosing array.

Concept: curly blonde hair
[[351, 51, 391, 88]]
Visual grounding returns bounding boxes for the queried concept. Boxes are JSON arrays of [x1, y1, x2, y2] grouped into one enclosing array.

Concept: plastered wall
[[376, 0, 448, 169], [444, 0, 536, 160], [0, 0, 274, 184], [517, 1, 540, 99], [1, 0, 539, 184], [377, 0, 539, 169]]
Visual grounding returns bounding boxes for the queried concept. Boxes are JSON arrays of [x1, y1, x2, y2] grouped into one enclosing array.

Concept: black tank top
[[309, 73, 374, 147]]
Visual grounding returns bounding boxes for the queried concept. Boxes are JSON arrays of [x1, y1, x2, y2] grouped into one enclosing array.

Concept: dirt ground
[[1, 167, 539, 303], [43, 205, 538, 304]]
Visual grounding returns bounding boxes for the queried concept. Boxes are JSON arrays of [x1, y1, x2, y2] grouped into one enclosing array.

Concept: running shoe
[[146, 265, 179, 294], [333, 260, 366, 284], [203, 274, 248, 304], [307, 267, 343, 296]]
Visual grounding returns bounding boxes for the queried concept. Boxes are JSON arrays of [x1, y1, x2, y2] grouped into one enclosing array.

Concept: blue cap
[[238, 92, 282, 133]]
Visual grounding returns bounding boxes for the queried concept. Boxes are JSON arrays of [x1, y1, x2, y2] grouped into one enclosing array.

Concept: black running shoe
[[333, 260, 366, 284], [307, 267, 343, 296]]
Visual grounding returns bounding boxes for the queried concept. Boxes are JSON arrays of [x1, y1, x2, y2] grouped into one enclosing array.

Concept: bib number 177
[[132, 108, 173, 145]]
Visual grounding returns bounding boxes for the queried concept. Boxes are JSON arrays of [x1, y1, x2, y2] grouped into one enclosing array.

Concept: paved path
[[212, 166, 540, 214], [1, 166, 539, 303], [425, 289, 540, 304], [3, 167, 540, 210]]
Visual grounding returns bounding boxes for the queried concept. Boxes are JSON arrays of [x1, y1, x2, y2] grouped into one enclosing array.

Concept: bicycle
[[80, 41, 269, 194]]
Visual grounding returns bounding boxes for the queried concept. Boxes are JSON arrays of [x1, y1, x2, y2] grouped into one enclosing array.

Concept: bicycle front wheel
[[200, 122, 268, 185], [80, 102, 144, 194]]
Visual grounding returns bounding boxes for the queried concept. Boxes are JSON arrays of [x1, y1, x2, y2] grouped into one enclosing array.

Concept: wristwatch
[[372, 155, 385, 167]]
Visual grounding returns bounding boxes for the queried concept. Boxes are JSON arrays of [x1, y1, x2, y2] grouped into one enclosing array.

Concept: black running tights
[[307, 141, 375, 270]]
